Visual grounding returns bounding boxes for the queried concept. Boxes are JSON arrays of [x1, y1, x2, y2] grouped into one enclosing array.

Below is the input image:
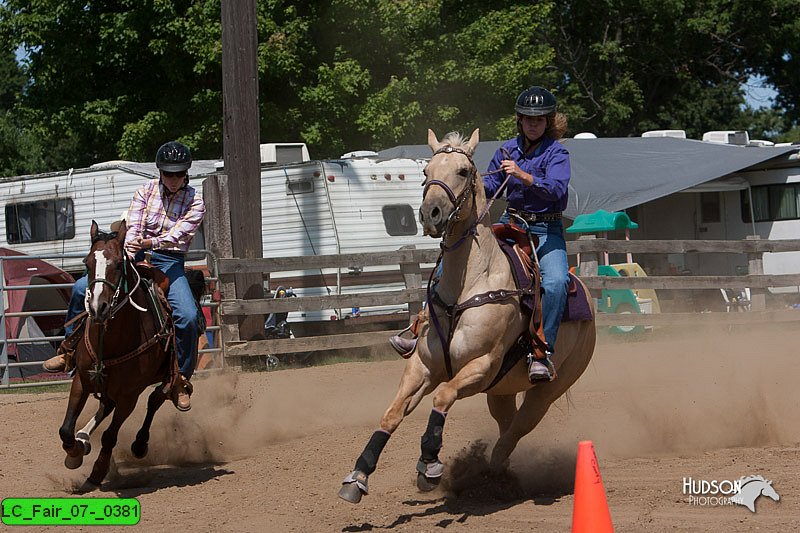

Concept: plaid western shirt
[[125, 179, 205, 252]]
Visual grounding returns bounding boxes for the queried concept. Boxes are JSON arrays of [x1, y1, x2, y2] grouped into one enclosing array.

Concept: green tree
[[0, 44, 44, 176], [295, 1, 555, 155], [1, 0, 799, 176], [0, 0, 224, 169], [539, 0, 800, 139]]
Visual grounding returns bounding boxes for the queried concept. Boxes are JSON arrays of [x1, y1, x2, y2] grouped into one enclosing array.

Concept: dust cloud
[[570, 324, 800, 457], [442, 324, 800, 497], [113, 361, 401, 468], [101, 324, 800, 493]]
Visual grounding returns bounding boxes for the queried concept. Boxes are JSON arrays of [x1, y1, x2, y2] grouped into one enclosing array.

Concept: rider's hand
[[126, 237, 152, 254], [501, 159, 533, 186]]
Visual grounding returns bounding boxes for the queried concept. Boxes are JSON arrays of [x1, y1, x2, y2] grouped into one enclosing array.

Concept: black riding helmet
[[515, 86, 557, 116], [156, 141, 192, 173]]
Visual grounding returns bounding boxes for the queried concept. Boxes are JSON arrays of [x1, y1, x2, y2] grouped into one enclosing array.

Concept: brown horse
[[59, 220, 178, 491], [339, 129, 596, 503]]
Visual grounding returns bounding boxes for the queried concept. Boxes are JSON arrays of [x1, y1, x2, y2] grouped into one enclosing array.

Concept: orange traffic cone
[[572, 440, 613, 533]]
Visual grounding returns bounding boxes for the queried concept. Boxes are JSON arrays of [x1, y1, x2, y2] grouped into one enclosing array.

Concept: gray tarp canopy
[[378, 137, 800, 219]]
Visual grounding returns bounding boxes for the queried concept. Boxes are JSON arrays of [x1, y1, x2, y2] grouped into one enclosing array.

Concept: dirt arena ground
[[2, 325, 799, 532]]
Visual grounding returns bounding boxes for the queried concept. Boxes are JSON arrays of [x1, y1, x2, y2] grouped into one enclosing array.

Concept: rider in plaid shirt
[[44, 141, 205, 412]]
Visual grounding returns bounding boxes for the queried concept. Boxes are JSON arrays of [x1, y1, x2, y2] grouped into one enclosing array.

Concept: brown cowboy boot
[[42, 340, 76, 373], [172, 377, 192, 412], [42, 353, 66, 373], [389, 335, 417, 359]]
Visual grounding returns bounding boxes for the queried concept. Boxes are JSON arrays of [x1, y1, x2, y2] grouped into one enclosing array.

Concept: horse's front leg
[[131, 386, 168, 459], [417, 355, 495, 491], [66, 398, 116, 469], [82, 395, 138, 490], [59, 376, 91, 469], [339, 357, 434, 504]]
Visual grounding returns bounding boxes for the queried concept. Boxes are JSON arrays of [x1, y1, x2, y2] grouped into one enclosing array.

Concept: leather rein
[[423, 146, 532, 379]]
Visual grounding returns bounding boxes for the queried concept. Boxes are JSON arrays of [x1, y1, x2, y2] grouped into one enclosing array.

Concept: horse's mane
[[740, 475, 769, 485], [440, 131, 468, 149]]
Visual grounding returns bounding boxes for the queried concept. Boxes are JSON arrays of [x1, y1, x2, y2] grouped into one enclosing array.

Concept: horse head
[[84, 219, 128, 324], [419, 128, 481, 238], [757, 478, 780, 502]]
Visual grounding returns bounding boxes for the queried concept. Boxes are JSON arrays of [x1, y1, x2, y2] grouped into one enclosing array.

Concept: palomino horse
[[59, 221, 178, 490], [339, 129, 596, 503]]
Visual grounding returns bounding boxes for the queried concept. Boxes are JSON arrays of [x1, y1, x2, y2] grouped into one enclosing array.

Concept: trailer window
[[741, 184, 800, 222], [5, 198, 75, 244], [382, 204, 417, 236], [285, 177, 314, 195]]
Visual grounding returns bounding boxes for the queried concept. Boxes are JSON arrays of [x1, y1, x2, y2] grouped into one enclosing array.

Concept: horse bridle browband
[[422, 145, 478, 240]]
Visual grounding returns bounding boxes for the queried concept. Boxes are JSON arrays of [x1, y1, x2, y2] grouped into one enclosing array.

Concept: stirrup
[[171, 377, 192, 412], [389, 335, 417, 358], [527, 354, 555, 383]]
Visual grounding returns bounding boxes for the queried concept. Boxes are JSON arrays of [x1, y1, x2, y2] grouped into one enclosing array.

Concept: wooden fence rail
[[218, 237, 800, 363], [566, 238, 800, 254]]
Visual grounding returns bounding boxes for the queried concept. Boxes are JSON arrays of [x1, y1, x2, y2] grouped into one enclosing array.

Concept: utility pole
[[221, 0, 263, 340]]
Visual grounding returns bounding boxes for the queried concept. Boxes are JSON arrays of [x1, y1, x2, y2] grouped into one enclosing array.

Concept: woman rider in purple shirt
[[484, 86, 570, 382], [389, 87, 570, 384]]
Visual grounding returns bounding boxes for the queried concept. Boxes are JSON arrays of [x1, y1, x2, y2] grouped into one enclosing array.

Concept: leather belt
[[152, 249, 186, 258], [507, 208, 562, 223]]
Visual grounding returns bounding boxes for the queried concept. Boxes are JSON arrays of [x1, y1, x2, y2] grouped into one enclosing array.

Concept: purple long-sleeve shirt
[[125, 179, 205, 252], [483, 136, 570, 213]]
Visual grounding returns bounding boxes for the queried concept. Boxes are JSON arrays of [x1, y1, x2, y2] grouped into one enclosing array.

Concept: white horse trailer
[[0, 149, 436, 320], [253, 153, 436, 321], [0, 161, 218, 275]]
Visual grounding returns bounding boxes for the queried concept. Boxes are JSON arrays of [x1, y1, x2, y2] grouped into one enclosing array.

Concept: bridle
[[422, 146, 478, 241], [86, 232, 146, 324], [422, 145, 512, 252]]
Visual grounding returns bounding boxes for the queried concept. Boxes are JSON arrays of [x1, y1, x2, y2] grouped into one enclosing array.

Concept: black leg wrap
[[420, 409, 447, 462], [354, 430, 391, 475]]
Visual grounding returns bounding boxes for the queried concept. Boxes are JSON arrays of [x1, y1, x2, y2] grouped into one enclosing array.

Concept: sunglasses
[[162, 170, 187, 178]]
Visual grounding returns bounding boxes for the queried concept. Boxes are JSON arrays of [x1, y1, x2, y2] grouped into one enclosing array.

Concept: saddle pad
[[562, 272, 593, 322], [495, 238, 592, 322]]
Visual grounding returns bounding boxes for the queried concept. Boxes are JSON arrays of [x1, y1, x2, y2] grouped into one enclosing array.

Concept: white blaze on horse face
[[89, 250, 109, 313]]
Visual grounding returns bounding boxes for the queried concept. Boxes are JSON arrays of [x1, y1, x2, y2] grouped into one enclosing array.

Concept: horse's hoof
[[339, 470, 368, 504], [416, 472, 442, 492], [338, 482, 364, 504], [76, 439, 91, 456], [131, 440, 148, 459], [64, 454, 84, 470]]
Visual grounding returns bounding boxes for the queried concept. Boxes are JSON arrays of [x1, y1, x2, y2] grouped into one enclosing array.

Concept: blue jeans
[[65, 251, 199, 379], [500, 214, 569, 351]]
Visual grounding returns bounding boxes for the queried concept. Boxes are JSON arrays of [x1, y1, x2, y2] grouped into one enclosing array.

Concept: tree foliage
[[0, 0, 798, 176], [539, 0, 800, 139]]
